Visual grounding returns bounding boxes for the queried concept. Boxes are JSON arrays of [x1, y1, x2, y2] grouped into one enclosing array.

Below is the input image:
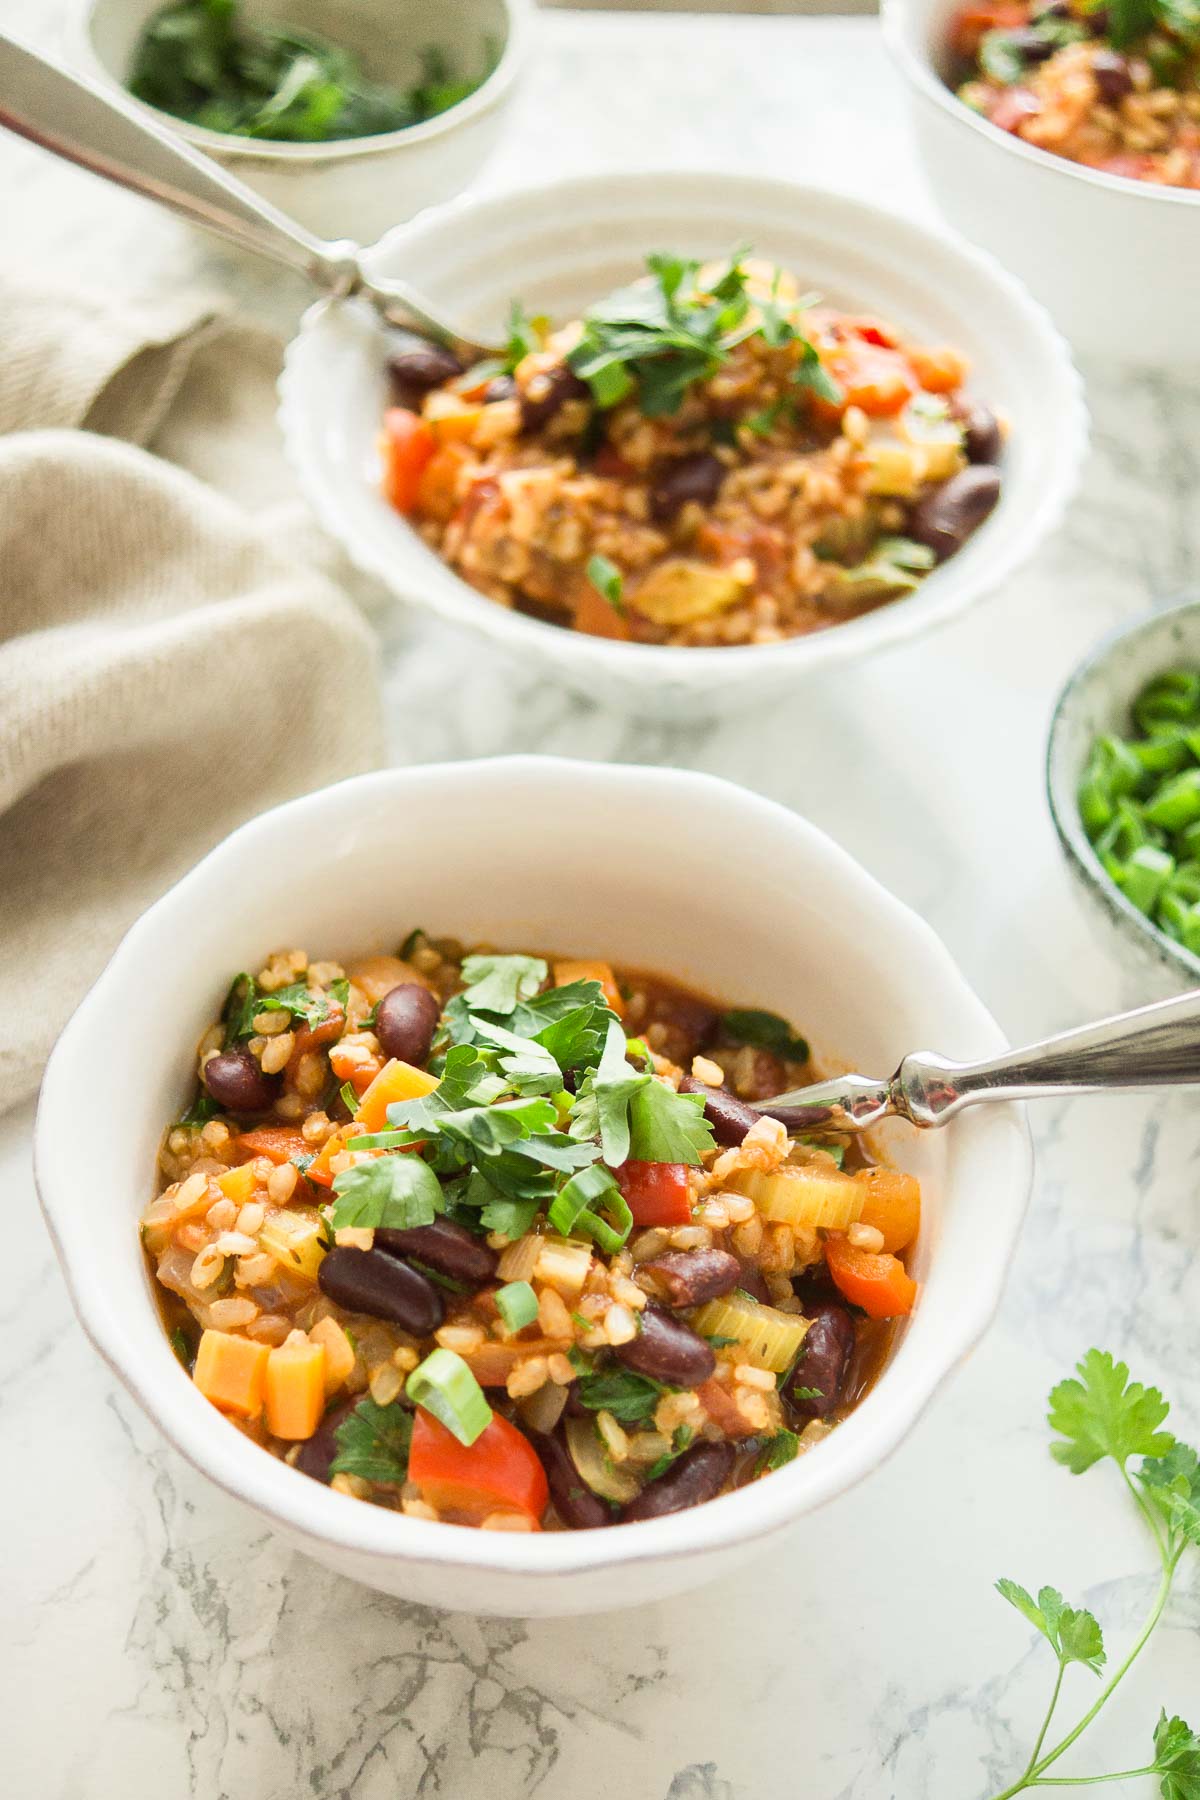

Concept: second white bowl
[[883, 0, 1200, 362], [279, 169, 1087, 717]]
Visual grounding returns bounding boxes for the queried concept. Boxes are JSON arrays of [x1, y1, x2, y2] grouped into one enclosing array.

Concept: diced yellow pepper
[[215, 1162, 258, 1206]]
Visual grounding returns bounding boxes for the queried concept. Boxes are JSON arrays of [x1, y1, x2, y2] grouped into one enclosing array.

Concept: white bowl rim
[[278, 166, 1089, 687], [71, 0, 533, 163], [1046, 596, 1200, 984], [35, 756, 1033, 1581], [881, 0, 1200, 209]]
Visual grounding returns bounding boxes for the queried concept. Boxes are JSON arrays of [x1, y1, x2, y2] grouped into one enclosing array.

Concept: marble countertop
[[4, 8, 1200, 1798]]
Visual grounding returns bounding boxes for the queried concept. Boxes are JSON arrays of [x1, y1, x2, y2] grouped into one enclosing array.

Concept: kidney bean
[[374, 983, 440, 1067], [621, 1441, 735, 1522], [318, 1246, 444, 1334], [678, 1076, 760, 1146], [951, 398, 1003, 465], [530, 1429, 613, 1529], [202, 1048, 278, 1115], [519, 363, 589, 432], [1087, 5, 1110, 32], [614, 1304, 715, 1387], [909, 465, 1002, 561], [386, 339, 463, 410], [1092, 48, 1132, 102], [294, 1398, 359, 1484], [649, 452, 726, 523], [787, 1301, 856, 1420], [639, 1248, 742, 1308], [644, 993, 720, 1066], [375, 1217, 497, 1286]]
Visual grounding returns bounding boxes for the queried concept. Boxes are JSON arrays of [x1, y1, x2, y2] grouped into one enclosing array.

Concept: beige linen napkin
[[0, 279, 385, 1111]]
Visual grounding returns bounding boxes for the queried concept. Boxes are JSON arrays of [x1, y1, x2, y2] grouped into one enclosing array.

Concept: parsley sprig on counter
[[985, 1351, 1200, 1799], [566, 251, 841, 417], [325, 953, 715, 1243]]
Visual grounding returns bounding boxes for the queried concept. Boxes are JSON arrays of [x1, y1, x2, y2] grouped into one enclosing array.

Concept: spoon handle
[[0, 32, 359, 288], [899, 987, 1200, 1124]]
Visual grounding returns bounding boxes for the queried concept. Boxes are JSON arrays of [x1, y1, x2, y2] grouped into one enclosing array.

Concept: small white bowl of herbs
[[73, 0, 532, 241]]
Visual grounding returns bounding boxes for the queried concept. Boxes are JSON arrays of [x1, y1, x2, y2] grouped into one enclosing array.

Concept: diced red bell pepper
[[409, 1409, 548, 1524], [614, 1160, 692, 1227]]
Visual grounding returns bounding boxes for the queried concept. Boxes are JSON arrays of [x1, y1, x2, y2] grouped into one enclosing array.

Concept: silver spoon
[[752, 988, 1200, 1133], [0, 31, 498, 361]]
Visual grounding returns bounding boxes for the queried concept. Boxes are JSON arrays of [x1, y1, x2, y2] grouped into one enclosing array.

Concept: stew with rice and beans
[[144, 936, 920, 1531]]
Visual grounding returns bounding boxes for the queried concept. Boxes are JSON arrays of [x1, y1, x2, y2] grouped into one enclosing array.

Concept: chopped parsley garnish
[[221, 969, 345, 1039], [129, 2, 491, 142], [721, 1006, 810, 1063], [570, 1020, 715, 1167], [575, 1367, 673, 1425], [565, 250, 837, 420], [330, 1398, 413, 1485], [169, 1326, 194, 1370], [755, 1429, 801, 1474], [328, 1153, 444, 1231], [177, 1090, 220, 1129]]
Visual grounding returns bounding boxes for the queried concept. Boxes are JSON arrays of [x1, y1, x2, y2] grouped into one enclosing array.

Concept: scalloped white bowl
[[35, 759, 1032, 1615], [279, 169, 1087, 718]]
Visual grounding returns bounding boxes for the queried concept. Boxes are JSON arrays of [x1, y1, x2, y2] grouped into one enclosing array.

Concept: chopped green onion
[[406, 1348, 492, 1446], [339, 1081, 359, 1115], [495, 1280, 539, 1332], [548, 1163, 633, 1253]]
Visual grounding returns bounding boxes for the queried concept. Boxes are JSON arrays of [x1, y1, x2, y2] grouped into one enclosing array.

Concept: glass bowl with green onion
[[74, 0, 532, 242], [1048, 598, 1200, 991]]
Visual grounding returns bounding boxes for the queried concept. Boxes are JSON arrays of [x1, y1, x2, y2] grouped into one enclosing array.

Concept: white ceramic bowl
[[1048, 598, 1200, 992], [883, 0, 1200, 362], [74, 0, 531, 243], [36, 758, 1032, 1616], [279, 169, 1087, 718]]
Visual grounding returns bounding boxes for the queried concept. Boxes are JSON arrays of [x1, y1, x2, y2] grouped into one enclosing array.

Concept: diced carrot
[[697, 1377, 757, 1438], [409, 1409, 548, 1523], [573, 580, 632, 642], [309, 1316, 357, 1393], [193, 1329, 271, 1419], [553, 958, 625, 1015], [908, 344, 970, 394], [423, 391, 486, 441], [215, 1162, 259, 1206], [822, 343, 917, 417], [381, 408, 437, 514], [304, 1124, 352, 1189], [354, 1058, 439, 1133], [264, 1340, 326, 1439], [854, 1166, 921, 1253], [329, 1043, 383, 1095], [234, 1126, 309, 1167], [416, 442, 472, 524], [825, 1233, 917, 1319]]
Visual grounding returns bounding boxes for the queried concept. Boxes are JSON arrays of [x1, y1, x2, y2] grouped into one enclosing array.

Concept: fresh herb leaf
[[1141, 1442, 1200, 1547], [169, 1326, 193, 1370], [575, 1367, 671, 1425], [627, 1078, 714, 1165], [253, 980, 336, 1027], [328, 1153, 444, 1231], [721, 1007, 810, 1062], [222, 971, 260, 1041], [1048, 1349, 1173, 1472], [586, 553, 625, 614], [755, 1429, 800, 1474], [330, 1397, 413, 1484], [995, 1581, 1106, 1674], [177, 1090, 220, 1128], [703, 1333, 742, 1348], [1154, 1712, 1200, 1799], [457, 952, 547, 1015]]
